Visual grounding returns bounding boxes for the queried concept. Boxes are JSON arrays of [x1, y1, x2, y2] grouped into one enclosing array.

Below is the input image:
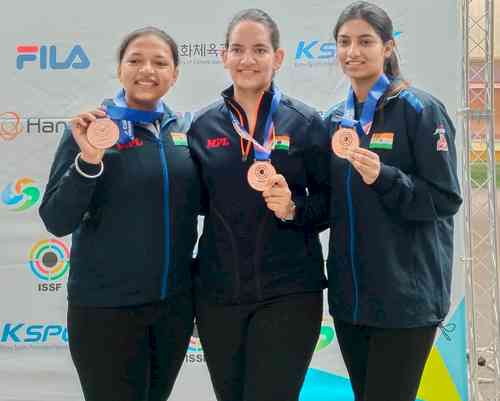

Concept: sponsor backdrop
[[0, 1, 466, 400]]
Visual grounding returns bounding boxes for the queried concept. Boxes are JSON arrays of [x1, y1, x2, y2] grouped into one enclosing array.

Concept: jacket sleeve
[[370, 96, 462, 221], [293, 112, 331, 230], [38, 128, 101, 236]]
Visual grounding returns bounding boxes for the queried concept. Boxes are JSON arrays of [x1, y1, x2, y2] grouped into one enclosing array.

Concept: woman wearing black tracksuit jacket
[[187, 9, 330, 401], [271, 3, 462, 401], [39, 27, 200, 401]]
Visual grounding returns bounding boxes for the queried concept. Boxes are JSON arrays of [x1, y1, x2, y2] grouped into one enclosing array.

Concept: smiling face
[[336, 18, 394, 86], [118, 33, 178, 110], [222, 20, 284, 94]]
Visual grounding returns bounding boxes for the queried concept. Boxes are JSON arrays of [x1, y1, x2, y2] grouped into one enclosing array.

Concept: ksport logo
[[1, 323, 68, 344], [1, 177, 40, 212], [16, 44, 90, 70], [295, 31, 402, 63]]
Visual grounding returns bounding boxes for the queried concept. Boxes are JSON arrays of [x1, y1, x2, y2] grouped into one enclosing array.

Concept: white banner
[[0, 1, 466, 400]]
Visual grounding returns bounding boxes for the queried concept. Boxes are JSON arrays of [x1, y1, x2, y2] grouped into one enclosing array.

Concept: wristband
[[74, 152, 104, 179]]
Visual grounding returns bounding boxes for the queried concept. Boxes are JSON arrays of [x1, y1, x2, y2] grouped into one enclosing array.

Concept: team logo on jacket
[[207, 137, 230, 149], [116, 137, 143, 150], [434, 125, 449, 152], [273, 135, 290, 151], [369, 132, 394, 150], [171, 132, 188, 146]]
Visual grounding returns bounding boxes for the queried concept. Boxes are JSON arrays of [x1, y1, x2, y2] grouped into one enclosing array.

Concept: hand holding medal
[[334, 74, 390, 184], [229, 87, 282, 193], [347, 147, 381, 185], [262, 174, 295, 220], [70, 108, 109, 164]]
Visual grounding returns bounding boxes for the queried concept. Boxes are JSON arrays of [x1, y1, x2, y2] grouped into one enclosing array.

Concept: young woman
[[188, 9, 330, 401], [271, 2, 463, 401], [39, 27, 200, 401], [276, 1, 462, 401]]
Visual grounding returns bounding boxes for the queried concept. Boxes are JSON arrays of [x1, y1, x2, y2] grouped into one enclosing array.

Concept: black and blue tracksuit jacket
[[188, 84, 330, 304], [323, 86, 462, 328], [39, 104, 201, 307]]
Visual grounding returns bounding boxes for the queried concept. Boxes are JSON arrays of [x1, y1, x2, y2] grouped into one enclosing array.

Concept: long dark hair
[[334, 1, 408, 94]]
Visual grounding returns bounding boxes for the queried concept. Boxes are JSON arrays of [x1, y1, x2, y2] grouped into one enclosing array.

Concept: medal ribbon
[[341, 74, 390, 137], [228, 86, 282, 161], [105, 89, 165, 144]]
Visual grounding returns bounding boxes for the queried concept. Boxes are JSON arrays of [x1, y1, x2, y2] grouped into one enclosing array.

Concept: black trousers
[[334, 318, 438, 401], [195, 291, 323, 401], [67, 292, 194, 401]]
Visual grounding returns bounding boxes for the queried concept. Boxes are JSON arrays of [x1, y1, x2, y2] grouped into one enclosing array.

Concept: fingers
[[71, 109, 107, 131], [262, 174, 289, 197], [264, 199, 289, 219], [347, 148, 381, 185], [258, 173, 293, 218], [266, 174, 287, 188], [353, 147, 378, 159], [349, 148, 378, 165]]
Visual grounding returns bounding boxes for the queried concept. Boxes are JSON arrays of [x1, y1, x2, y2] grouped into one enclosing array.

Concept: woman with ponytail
[[269, 2, 462, 400], [323, 2, 462, 400]]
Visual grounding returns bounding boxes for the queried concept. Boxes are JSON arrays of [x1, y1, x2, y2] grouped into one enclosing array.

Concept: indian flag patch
[[369, 132, 394, 150], [170, 132, 188, 146], [274, 135, 290, 151]]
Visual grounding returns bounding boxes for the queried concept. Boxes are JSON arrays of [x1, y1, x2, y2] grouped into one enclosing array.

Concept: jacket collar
[[221, 82, 276, 103], [328, 78, 406, 121], [101, 97, 176, 128]]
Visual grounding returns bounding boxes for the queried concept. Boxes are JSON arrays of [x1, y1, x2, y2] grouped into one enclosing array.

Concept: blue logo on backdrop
[[16, 44, 91, 70], [295, 40, 337, 60], [1, 323, 68, 343], [294, 32, 402, 62]]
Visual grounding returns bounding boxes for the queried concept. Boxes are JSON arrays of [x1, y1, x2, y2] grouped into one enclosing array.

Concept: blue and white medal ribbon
[[105, 89, 166, 145]]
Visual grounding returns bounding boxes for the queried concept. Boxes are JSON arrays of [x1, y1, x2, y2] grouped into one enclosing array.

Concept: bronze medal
[[87, 118, 119, 149], [331, 127, 359, 159], [247, 161, 276, 192]]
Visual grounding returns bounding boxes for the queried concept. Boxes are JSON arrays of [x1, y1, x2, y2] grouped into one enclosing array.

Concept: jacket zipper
[[155, 117, 176, 300], [346, 165, 359, 322]]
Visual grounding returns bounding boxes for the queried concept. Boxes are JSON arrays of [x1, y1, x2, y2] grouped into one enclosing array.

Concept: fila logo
[[16, 44, 91, 70], [207, 137, 230, 149]]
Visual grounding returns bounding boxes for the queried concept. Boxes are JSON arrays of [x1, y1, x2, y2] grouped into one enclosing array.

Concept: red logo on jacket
[[116, 138, 143, 150], [207, 137, 230, 149]]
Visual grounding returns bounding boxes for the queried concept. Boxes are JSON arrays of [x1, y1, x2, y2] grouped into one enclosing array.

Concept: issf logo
[[315, 318, 336, 352], [1, 177, 40, 211], [16, 44, 90, 70], [28, 239, 70, 292]]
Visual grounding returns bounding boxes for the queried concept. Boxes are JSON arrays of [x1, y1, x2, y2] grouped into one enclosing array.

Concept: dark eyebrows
[[229, 42, 271, 48], [338, 33, 376, 39], [124, 51, 169, 59]]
